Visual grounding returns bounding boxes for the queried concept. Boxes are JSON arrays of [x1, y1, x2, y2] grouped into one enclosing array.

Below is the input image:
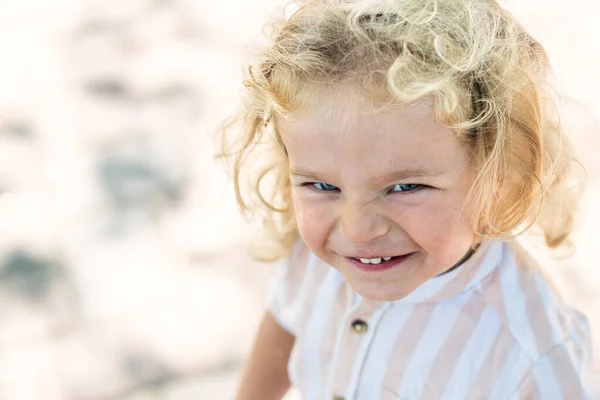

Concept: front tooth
[[383, 257, 392, 261], [359, 258, 371, 264], [370, 258, 382, 264]]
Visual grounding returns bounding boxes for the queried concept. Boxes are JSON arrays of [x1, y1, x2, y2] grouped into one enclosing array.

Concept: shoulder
[[507, 337, 599, 399], [479, 238, 592, 360], [476, 239, 597, 397], [507, 240, 598, 398], [266, 237, 341, 335]]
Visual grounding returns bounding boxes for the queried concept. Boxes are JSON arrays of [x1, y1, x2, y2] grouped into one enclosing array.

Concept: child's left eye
[[389, 183, 421, 193]]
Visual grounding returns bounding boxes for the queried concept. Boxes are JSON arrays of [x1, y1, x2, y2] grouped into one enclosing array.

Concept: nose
[[338, 201, 389, 244]]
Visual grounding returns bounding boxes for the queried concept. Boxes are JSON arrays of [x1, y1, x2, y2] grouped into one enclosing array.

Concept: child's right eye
[[311, 182, 339, 191]]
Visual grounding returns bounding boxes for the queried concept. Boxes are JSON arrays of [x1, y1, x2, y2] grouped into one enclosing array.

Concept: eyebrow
[[290, 168, 441, 187]]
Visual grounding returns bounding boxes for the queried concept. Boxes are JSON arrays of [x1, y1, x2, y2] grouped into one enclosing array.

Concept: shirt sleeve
[[266, 238, 310, 336], [508, 336, 599, 400]]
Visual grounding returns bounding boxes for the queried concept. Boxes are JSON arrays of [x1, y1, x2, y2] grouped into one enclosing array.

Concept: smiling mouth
[[343, 252, 415, 271], [346, 252, 415, 265], [354, 256, 397, 265]]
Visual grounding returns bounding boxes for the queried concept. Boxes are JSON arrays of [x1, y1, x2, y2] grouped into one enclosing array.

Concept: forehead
[[281, 93, 455, 149], [276, 93, 470, 184]]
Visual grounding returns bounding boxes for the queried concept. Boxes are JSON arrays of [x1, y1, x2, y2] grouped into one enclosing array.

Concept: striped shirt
[[267, 238, 598, 399]]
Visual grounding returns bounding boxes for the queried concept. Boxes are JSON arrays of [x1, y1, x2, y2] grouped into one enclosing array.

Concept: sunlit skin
[[277, 93, 478, 301]]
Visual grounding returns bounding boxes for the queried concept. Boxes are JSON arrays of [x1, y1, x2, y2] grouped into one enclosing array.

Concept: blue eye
[[313, 182, 339, 191], [390, 183, 420, 193]]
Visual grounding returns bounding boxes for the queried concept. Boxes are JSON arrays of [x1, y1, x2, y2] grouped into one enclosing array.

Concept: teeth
[[383, 257, 392, 261], [358, 257, 382, 264]]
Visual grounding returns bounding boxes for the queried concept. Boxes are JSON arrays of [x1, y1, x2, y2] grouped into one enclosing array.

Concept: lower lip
[[345, 253, 415, 272]]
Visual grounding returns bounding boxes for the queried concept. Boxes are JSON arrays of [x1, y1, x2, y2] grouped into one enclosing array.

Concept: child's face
[[278, 93, 477, 301]]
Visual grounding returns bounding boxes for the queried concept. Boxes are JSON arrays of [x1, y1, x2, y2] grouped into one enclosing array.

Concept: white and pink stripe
[[267, 239, 598, 399]]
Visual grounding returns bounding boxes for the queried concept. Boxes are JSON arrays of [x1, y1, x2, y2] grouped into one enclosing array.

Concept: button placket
[[346, 303, 393, 399], [329, 300, 388, 399]]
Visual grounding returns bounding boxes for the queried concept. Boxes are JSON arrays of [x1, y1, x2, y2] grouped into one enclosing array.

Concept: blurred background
[[0, 0, 598, 399]]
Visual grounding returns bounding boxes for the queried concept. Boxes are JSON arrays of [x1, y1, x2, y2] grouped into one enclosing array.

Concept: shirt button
[[351, 319, 368, 334]]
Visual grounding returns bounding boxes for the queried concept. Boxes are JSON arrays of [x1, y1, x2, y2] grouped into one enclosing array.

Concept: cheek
[[292, 192, 334, 248], [391, 193, 474, 250]]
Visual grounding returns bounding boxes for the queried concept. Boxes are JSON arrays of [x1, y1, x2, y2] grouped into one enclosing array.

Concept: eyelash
[[302, 182, 425, 194]]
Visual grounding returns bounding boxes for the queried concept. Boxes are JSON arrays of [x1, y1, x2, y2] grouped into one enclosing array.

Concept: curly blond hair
[[218, 0, 581, 261]]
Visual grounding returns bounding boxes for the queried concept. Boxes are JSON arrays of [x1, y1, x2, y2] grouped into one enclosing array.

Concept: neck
[[436, 244, 480, 277]]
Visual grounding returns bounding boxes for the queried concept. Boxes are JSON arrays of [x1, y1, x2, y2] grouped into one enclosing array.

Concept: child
[[219, 0, 598, 398]]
